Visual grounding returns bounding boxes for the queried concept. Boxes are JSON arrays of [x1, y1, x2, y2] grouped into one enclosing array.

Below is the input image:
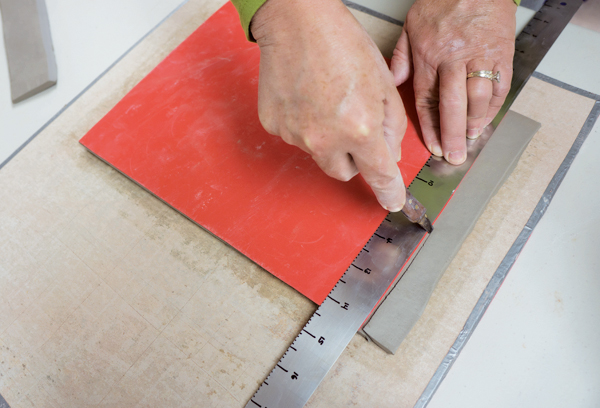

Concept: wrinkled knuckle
[[305, 134, 329, 158], [439, 95, 464, 111], [467, 115, 484, 123], [469, 84, 490, 102], [279, 130, 295, 146], [399, 114, 408, 135], [392, 46, 408, 64], [369, 170, 398, 191], [495, 83, 511, 99], [347, 118, 380, 145], [326, 167, 356, 182], [415, 95, 438, 111], [405, 7, 419, 25]]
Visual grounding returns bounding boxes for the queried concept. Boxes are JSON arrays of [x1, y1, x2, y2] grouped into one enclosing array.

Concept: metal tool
[[246, 1, 582, 406], [401, 189, 433, 233]]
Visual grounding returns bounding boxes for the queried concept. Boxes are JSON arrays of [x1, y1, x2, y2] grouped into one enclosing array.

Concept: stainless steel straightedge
[[246, 1, 583, 406], [246, 120, 495, 408], [248, 214, 427, 408]]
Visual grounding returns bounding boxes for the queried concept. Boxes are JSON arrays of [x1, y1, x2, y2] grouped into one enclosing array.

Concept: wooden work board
[[0, 1, 596, 407]]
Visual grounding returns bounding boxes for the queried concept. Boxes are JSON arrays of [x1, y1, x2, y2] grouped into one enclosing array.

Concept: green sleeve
[[230, 0, 269, 41], [230, 0, 520, 41]]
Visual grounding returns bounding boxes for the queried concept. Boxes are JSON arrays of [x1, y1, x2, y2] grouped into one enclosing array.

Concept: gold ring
[[467, 70, 500, 83]]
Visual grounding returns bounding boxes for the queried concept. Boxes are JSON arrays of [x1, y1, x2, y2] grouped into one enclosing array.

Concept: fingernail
[[467, 128, 481, 140], [446, 150, 466, 165], [380, 172, 405, 212], [429, 144, 443, 157]]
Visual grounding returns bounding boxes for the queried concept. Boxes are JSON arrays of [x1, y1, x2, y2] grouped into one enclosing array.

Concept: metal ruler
[[246, 1, 582, 407]]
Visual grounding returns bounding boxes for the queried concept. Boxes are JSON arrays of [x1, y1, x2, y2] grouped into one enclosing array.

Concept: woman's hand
[[252, 0, 409, 211], [391, 0, 517, 164]]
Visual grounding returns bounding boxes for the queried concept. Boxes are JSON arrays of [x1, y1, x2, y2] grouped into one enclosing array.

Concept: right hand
[[251, 0, 409, 211]]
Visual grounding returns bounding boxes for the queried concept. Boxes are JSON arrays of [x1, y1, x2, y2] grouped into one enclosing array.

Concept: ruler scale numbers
[[246, 1, 582, 406], [249, 216, 428, 408]]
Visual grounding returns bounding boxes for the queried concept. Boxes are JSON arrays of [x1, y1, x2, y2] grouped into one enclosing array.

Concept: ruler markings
[[326, 295, 340, 304], [303, 329, 316, 338]]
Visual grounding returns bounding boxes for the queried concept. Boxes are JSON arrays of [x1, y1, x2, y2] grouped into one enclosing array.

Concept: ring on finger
[[467, 70, 500, 83]]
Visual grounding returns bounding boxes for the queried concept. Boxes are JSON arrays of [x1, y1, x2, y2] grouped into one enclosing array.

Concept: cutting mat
[[79, 2, 431, 304]]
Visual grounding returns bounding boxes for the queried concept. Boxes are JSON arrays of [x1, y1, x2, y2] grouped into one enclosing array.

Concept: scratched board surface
[[80, 2, 430, 304]]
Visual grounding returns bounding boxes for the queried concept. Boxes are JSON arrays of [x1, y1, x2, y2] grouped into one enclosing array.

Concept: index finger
[[350, 130, 406, 212], [438, 63, 468, 165]]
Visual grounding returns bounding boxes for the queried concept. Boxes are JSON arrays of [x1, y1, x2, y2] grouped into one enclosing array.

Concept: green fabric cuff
[[231, 0, 520, 41], [230, 0, 269, 41]]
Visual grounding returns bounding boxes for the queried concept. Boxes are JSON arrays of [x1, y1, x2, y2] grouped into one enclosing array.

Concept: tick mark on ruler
[[290, 346, 297, 351], [327, 295, 340, 304], [351, 264, 363, 271], [250, 400, 261, 407], [374, 233, 384, 239], [303, 329, 316, 338], [277, 364, 288, 373], [339, 279, 346, 284]]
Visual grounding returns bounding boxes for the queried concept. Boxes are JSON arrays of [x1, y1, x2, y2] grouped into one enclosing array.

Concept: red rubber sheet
[[80, 2, 431, 304]]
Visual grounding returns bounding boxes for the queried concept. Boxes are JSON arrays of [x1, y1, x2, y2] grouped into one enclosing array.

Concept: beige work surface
[[0, 1, 597, 407]]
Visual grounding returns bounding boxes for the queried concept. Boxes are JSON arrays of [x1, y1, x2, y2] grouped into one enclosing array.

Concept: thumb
[[391, 28, 412, 86]]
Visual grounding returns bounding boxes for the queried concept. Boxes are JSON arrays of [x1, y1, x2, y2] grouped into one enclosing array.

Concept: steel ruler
[[246, 1, 583, 407]]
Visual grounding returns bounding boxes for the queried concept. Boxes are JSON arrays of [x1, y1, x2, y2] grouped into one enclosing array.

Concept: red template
[[80, 2, 431, 303]]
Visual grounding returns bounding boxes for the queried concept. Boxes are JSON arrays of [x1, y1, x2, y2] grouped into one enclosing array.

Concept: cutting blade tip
[[419, 216, 433, 233]]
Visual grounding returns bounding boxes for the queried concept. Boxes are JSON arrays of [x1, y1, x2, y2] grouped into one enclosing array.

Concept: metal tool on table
[[246, 1, 583, 407]]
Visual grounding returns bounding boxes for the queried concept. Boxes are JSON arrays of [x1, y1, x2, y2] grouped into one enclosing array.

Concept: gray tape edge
[[0, 394, 9, 408], [414, 91, 600, 407], [342, 0, 403, 26], [533, 71, 600, 100], [0, 0, 190, 170]]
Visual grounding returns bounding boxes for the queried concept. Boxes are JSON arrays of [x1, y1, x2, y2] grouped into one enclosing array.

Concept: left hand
[[391, 0, 517, 165]]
